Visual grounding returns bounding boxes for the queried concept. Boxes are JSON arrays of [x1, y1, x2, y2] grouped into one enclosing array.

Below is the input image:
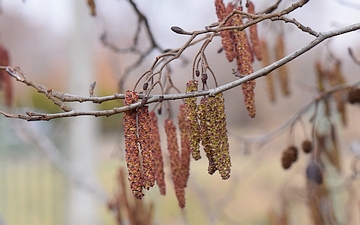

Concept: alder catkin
[[164, 118, 185, 208], [202, 94, 232, 179], [215, 0, 234, 61], [197, 97, 217, 175], [232, 7, 256, 118], [178, 104, 191, 188], [137, 106, 155, 190], [275, 33, 290, 96], [123, 90, 143, 199], [149, 111, 166, 195], [261, 40, 275, 103], [247, 1, 262, 61], [184, 80, 201, 160]]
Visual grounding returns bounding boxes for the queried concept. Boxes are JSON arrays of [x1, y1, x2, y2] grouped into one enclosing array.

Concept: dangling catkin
[[247, 1, 262, 61], [208, 94, 231, 179], [197, 97, 217, 175], [232, 7, 256, 118], [275, 33, 290, 96], [215, 1, 236, 62], [123, 90, 143, 199], [137, 106, 155, 190], [164, 118, 185, 208], [178, 104, 191, 188], [149, 111, 166, 195], [261, 39, 275, 103], [185, 80, 201, 160]]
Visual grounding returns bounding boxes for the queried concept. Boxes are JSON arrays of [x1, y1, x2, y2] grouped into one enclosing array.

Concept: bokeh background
[[0, 0, 360, 224]]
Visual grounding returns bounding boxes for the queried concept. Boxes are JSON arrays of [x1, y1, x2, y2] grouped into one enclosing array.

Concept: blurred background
[[0, 0, 360, 224]]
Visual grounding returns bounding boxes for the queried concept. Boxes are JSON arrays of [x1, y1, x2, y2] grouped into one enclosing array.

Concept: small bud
[[143, 82, 148, 90], [171, 26, 185, 34], [195, 70, 200, 77], [157, 107, 162, 115], [158, 95, 164, 103]]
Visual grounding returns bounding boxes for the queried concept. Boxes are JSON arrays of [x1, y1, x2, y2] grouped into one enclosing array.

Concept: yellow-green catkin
[[185, 80, 201, 160]]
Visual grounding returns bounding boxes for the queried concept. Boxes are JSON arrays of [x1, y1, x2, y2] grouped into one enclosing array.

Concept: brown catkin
[[275, 33, 290, 96], [137, 106, 155, 190], [232, 7, 256, 118], [164, 118, 185, 208], [123, 90, 143, 199], [261, 40, 276, 103], [247, 1, 262, 61], [0, 45, 12, 107], [197, 97, 217, 175], [216, 1, 236, 62], [184, 80, 201, 160], [149, 111, 166, 195], [209, 94, 231, 179], [178, 104, 191, 188]]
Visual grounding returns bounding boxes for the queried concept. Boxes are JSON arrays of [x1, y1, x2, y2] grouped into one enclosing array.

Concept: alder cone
[[281, 146, 298, 170], [123, 90, 143, 199], [348, 88, 360, 104], [149, 111, 166, 195], [302, 140, 313, 153], [178, 104, 191, 188], [164, 118, 185, 208], [185, 80, 201, 160], [137, 106, 155, 190]]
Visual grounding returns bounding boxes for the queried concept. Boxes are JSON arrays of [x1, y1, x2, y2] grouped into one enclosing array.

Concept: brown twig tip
[[149, 111, 166, 195], [164, 118, 186, 208], [89, 81, 96, 97], [87, 0, 96, 16]]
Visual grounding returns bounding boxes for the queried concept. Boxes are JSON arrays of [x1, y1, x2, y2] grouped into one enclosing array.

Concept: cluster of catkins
[[185, 80, 231, 179], [215, 0, 261, 118], [123, 90, 191, 208]]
